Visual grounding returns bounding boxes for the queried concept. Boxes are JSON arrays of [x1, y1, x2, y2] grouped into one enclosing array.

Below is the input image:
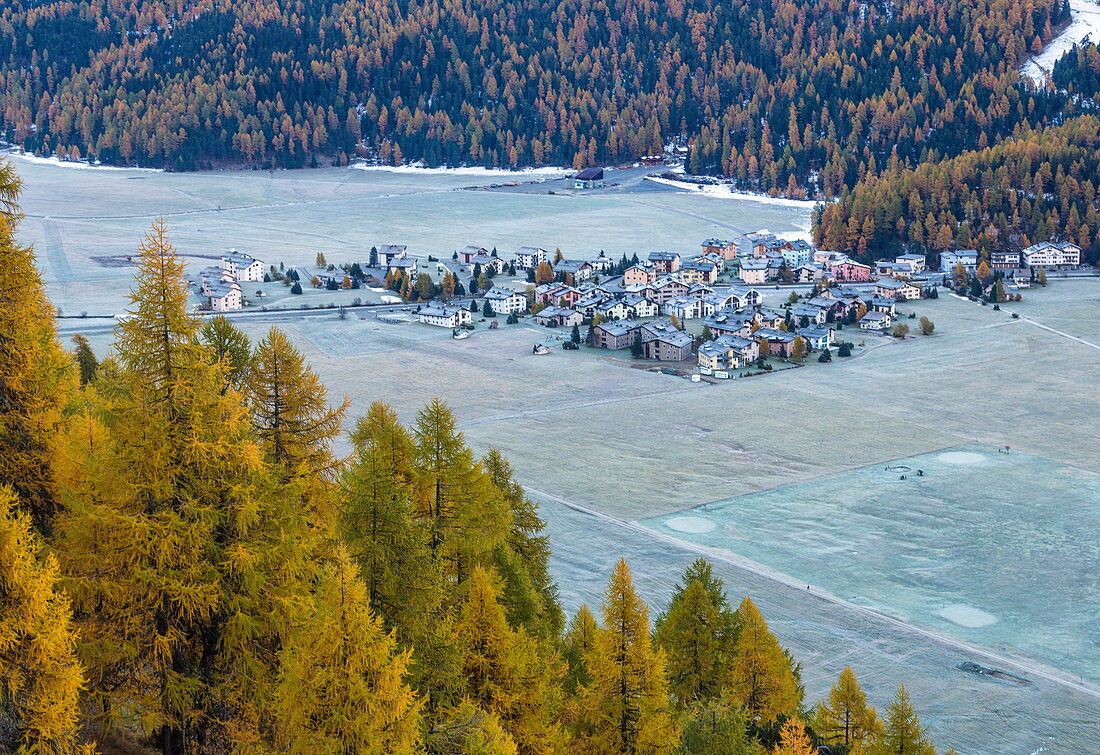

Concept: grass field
[[29, 157, 1100, 753]]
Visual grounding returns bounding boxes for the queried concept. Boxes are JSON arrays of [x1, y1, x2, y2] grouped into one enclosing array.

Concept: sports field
[[642, 446, 1100, 688]]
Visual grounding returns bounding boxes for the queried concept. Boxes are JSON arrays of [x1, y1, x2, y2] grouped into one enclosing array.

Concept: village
[[188, 234, 1084, 378]]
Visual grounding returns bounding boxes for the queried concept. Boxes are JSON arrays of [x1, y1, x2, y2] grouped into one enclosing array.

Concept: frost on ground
[[641, 445, 1100, 690], [350, 161, 569, 177], [1021, 0, 1100, 83]]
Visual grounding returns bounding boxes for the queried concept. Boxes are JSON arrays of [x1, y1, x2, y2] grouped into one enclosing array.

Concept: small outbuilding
[[574, 167, 605, 189]]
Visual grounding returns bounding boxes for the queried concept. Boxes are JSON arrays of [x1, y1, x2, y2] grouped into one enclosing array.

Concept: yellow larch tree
[[453, 565, 564, 753], [772, 718, 815, 755], [54, 221, 318, 752], [0, 487, 85, 753], [0, 159, 75, 534], [274, 547, 422, 753], [811, 667, 880, 752], [725, 597, 802, 727], [575, 559, 680, 754]]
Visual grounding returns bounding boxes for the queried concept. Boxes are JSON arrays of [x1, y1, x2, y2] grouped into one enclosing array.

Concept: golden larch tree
[[274, 547, 422, 753], [575, 559, 680, 754], [0, 159, 74, 534], [0, 487, 85, 752]]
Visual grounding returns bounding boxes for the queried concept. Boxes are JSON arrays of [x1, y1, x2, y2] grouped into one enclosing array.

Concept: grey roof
[[483, 287, 522, 300], [754, 327, 795, 343], [554, 259, 591, 273], [875, 278, 908, 290], [649, 251, 681, 261], [420, 304, 465, 317], [595, 319, 640, 337], [576, 167, 604, 180], [797, 325, 831, 339]]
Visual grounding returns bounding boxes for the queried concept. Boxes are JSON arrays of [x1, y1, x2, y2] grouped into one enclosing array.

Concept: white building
[[664, 296, 715, 321], [220, 251, 265, 283], [419, 304, 472, 328], [1021, 241, 1080, 269], [514, 246, 548, 270], [207, 281, 243, 311], [483, 287, 528, 314], [377, 244, 408, 267]]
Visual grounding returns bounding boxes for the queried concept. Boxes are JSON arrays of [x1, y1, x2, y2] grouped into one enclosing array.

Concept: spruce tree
[[71, 334, 99, 385], [275, 548, 423, 753], [340, 401, 457, 709], [654, 577, 730, 705], [199, 315, 252, 390], [246, 326, 348, 477], [677, 700, 761, 755], [0, 488, 85, 752], [725, 597, 801, 727], [812, 667, 880, 751], [0, 160, 74, 533], [576, 559, 680, 753], [874, 686, 935, 755], [483, 448, 564, 639], [413, 399, 510, 582]]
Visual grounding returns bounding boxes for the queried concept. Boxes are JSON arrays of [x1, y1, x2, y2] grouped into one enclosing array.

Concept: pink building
[[830, 260, 872, 282]]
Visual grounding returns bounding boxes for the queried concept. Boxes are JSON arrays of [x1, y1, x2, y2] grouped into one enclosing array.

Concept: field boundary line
[[524, 484, 1100, 701]]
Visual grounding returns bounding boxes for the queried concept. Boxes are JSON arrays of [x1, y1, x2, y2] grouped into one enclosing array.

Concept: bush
[[1012, 312, 1020, 318]]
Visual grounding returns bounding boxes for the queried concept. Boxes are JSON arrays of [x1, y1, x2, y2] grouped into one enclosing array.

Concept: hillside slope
[[0, 0, 1073, 185]]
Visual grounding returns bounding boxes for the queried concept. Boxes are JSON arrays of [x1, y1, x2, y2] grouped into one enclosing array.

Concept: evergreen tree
[[275, 548, 422, 753], [198, 315, 251, 390], [562, 605, 598, 695], [874, 686, 935, 755], [631, 331, 644, 358], [654, 559, 738, 706], [0, 488, 85, 753], [71, 334, 99, 386], [725, 597, 801, 727], [413, 399, 510, 582], [484, 300, 495, 317], [677, 700, 761, 755], [575, 559, 680, 753], [0, 160, 74, 533], [811, 667, 880, 752], [454, 566, 564, 753], [570, 324, 581, 344], [483, 448, 563, 639], [246, 326, 348, 478], [340, 401, 456, 708]]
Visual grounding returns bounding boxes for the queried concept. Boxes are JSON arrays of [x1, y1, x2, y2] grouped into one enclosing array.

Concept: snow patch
[[937, 604, 999, 628], [937, 451, 989, 465], [351, 161, 569, 177], [4, 150, 163, 172], [664, 516, 717, 534], [1021, 0, 1100, 84], [644, 176, 820, 208]]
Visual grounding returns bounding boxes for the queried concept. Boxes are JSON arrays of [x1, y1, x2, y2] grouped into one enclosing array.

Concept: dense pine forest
[[813, 116, 1100, 264], [0, 0, 1072, 193], [0, 158, 947, 753]]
